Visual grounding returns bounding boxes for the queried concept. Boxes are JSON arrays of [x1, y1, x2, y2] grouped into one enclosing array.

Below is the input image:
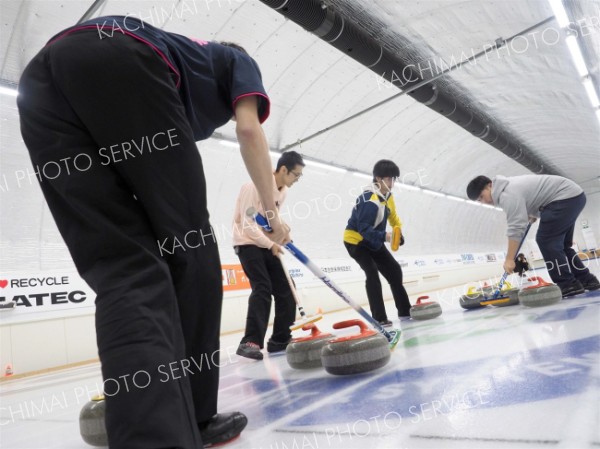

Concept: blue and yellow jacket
[[344, 184, 402, 251]]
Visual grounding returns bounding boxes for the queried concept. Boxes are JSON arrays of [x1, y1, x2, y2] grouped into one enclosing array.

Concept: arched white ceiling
[[0, 0, 598, 270]]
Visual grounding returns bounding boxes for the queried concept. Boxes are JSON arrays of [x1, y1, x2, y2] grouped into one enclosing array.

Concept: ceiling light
[[422, 190, 446, 198], [218, 139, 238, 148], [548, 0, 570, 28], [304, 160, 347, 173], [396, 183, 421, 192], [565, 36, 589, 77], [0, 86, 18, 97], [352, 172, 372, 180], [582, 78, 600, 108]]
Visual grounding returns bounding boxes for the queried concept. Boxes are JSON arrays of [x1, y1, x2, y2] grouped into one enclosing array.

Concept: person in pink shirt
[[232, 151, 305, 360]]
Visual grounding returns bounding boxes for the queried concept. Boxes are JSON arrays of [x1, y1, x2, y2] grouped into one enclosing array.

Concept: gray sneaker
[[236, 342, 263, 360]]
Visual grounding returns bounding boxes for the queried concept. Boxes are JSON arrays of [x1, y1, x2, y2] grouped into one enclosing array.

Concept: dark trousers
[[18, 31, 220, 449], [236, 245, 296, 347], [344, 242, 411, 320], [536, 193, 590, 288]]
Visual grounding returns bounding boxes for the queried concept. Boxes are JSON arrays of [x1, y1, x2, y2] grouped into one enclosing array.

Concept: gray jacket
[[492, 175, 583, 239]]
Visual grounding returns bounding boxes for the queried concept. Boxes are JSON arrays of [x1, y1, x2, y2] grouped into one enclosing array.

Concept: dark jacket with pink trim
[[48, 15, 270, 141]]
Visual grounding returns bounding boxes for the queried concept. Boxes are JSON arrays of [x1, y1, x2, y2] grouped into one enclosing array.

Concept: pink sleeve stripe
[[189, 37, 208, 46], [46, 26, 182, 89], [233, 92, 271, 124]]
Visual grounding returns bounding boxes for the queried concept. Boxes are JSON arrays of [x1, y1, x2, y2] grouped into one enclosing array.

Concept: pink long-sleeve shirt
[[232, 175, 288, 249]]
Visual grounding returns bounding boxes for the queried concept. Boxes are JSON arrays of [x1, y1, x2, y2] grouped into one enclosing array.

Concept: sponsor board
[[0, 273, 94, 315]]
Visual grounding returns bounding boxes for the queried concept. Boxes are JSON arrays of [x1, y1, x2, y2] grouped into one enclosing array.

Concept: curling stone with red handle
[[519, 276, 562, 307], [410, 296, 442, 320], [321, 320, 391, 375], [286, 325, 334, 369]]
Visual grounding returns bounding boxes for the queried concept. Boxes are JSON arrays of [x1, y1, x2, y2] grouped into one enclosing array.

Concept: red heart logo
[[0, 280, 7, 288]]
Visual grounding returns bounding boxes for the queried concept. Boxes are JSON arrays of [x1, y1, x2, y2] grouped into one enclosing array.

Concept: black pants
[[536, 193, 591, 288], [236, 245, 296, 347], [344, 242, 411, 320], [18, 31, 220, 449]]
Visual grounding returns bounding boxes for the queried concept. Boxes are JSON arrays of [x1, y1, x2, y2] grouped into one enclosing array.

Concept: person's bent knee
[[249, 284, 272, 299]]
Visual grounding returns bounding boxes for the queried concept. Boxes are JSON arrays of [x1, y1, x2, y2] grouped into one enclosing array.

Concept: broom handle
[[491, 221, 533, 299], [277, 253, 306, 318], [248, 209, 394, 342]]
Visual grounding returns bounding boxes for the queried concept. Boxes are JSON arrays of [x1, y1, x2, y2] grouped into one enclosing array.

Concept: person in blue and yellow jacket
[[344, 160, 411, 326]]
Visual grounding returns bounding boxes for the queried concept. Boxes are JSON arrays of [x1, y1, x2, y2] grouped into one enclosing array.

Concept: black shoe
[[560, 280, 585, 298], [378, 319, 393, 327], [236, 342, 263, 360], [580, 274, 600, 291], [199, 412, 248, 448], [266, 339, 291, 353]]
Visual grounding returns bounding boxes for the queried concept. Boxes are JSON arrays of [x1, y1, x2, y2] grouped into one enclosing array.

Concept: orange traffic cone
[[5, 363, 13, 377]]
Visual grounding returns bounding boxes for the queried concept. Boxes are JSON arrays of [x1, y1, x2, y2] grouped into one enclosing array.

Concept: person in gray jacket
[[466, 174, 599, 297]]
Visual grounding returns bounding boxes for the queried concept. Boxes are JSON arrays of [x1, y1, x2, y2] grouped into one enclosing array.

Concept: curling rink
[[2, 264, 599, 449]]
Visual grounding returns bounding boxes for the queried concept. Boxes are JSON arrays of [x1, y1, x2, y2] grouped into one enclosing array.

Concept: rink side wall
[[0, 254, 521, 376]]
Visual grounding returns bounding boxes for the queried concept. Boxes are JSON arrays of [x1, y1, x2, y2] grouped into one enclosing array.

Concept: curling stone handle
[[526, 276, 552, 288], [416, 296, 429, 305], [303, 324, 321, 336], [332, 319, 367, 333]]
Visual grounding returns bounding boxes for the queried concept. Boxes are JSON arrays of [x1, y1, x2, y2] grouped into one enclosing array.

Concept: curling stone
[[459, 286, 485, 310], [481, 281, 519, 307], [410, 296, 442, 320], [79, 395, 107, 447], [321, 319, 390, 375], [519, 276, 562, 307], [286, 325, 334, 369], [491, 287, 520, 307]]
